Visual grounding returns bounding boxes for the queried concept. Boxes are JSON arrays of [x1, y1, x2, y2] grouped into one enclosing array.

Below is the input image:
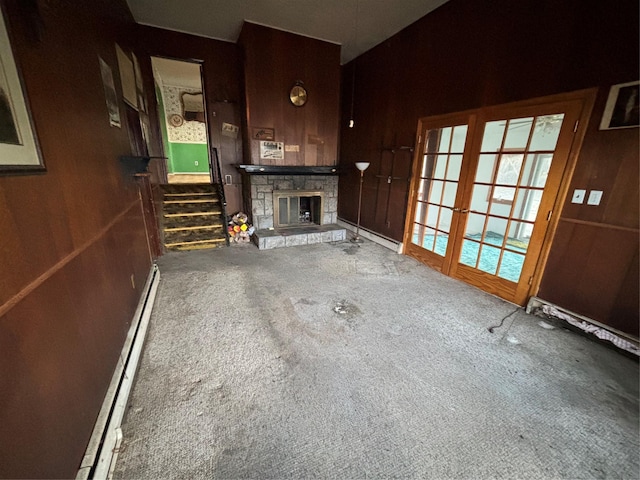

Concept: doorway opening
[[404, 90, 595, 305], [151, 57, 211, 184]]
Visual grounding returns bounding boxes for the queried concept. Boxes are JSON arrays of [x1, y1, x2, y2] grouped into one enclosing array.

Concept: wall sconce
[[351, 162, 370, 243]]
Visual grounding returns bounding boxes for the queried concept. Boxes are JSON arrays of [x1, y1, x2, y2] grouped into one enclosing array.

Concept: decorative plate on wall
[[169, 113, 184, 127]]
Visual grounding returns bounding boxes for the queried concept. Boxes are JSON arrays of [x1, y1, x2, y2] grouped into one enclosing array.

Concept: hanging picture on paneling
[[116, 44, 137, 110], [0, 5, 44, 173], [99, 56, 121, 128], [600, 81, 639, 130]]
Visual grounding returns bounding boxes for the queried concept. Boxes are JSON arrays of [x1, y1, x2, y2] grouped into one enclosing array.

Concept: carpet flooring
[[113, 240, 639, 479]]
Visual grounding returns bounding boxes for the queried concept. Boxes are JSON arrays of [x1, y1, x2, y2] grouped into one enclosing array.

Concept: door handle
[[452, 207, 469, 213]]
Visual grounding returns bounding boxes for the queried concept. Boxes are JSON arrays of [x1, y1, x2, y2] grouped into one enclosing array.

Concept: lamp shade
[[355, 162, 370, 171]]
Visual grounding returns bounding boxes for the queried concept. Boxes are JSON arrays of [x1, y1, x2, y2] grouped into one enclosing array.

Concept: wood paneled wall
[[239, 23, 340, 166], [338, 0, 639, 335], [134, 25, 244, 186], [0, 0, 152, 477]]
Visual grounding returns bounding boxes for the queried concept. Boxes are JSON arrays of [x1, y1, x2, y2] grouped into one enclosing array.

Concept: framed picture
[[116, 44, 137, 110], [0, 5, 44, 174], [259, 141, 284, 160], [599, 80, 639, 130], [99, 56, 121, 128]]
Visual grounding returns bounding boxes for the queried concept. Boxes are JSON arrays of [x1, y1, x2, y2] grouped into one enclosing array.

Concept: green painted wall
[[167, 142, 209, 173], [156, 82, 209, 174]]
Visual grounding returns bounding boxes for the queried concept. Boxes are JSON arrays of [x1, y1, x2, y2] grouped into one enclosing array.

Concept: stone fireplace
[[240, 171, 345, 249], [246, 174, 338, 230]]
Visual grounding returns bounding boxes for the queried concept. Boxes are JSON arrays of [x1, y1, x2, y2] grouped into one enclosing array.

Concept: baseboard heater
[[526, 296, 639, 357], [76, 264, 160, 480], [336, 217, 403, 254]]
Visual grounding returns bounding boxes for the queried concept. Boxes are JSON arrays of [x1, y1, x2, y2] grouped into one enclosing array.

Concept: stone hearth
[[243, 174, 345, 249]]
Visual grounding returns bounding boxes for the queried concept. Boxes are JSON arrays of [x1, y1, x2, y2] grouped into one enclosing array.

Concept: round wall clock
[[289, 82, 308, 107]]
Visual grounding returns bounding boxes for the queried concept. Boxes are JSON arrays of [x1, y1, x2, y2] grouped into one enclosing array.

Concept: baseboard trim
[[76, 264, 160, 480], [336, 218, 402, 253]]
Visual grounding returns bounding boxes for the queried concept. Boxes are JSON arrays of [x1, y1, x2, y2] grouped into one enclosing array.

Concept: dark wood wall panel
[[239, 23, 340, 166], [0, 204, 150, 478], [134, 25, 244, 185], [0, 0, 152, 477], [337, 0, 638, 335], [540, 221, 639, 337]]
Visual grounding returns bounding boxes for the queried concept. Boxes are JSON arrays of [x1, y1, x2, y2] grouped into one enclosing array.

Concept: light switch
[[571, 189, 586, 204], [587, 190, 603, 206]]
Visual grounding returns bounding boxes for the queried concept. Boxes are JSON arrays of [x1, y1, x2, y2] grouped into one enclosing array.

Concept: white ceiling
[[126, 0, 449, 64], [151, 56, 202, 89]]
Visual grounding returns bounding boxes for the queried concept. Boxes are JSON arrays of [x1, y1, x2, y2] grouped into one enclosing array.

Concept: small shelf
[[381, 146, 414, 153]]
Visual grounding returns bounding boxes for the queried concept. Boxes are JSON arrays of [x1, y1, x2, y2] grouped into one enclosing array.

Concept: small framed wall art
[[599, 80, 639, 130], [0, 5, 44, 174]]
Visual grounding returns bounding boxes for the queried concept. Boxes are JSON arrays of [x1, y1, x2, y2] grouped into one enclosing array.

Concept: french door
[[404, 91, 594, 305]]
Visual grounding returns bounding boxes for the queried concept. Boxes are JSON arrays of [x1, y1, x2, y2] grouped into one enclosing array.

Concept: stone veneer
[[247, 175, 339, 230]]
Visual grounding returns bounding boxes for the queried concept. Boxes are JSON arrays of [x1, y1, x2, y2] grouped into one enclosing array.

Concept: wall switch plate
[[571, 189, 586, 204], [587, 190, 603, 205]]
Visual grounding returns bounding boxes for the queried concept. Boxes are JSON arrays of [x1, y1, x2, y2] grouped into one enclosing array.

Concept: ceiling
[[151, 56, 202, 89], [126, 0, 449, 64]]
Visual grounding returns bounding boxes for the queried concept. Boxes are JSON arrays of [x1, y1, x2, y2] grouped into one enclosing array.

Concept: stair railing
[[210, 147, 230, 246]]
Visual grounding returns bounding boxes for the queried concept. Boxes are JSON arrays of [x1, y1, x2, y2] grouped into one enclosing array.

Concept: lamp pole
[[351, 162, 370, 243]]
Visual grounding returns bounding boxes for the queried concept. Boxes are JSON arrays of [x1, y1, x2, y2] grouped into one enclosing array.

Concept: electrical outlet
[[194, 160, 199, 166], [225, 174, 232, 185], [587, 190, 603, 206], [571, 189, 586, 204]]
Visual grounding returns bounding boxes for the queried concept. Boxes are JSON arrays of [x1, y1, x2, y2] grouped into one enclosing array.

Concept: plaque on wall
[[252, 127, 275, 140], [260, 141, 284, 160]]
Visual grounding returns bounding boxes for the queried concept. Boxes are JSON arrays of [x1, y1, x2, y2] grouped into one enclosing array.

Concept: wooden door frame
[[402, 88, 597, 305], [402, 110, 479, 272]]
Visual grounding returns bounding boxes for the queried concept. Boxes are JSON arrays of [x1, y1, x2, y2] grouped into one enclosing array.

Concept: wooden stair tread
[[163, 211, 221, 217], [163, 199, 218, 204], [160, 184, 228, 251], [164, 192, 215, 197], [165, 238, 226, 247], [164, 225, 223, 232]]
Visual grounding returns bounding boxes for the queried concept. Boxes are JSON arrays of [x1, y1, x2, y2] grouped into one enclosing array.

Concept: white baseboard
[[336, 218, 402, 253], [76, 264, 160, 480]]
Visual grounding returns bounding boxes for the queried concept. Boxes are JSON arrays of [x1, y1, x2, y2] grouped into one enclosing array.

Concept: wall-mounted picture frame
[[99, 56, 121, 128], [116, 44, 137, 110], [599, 80, 639, 130], [0, 5, 44, 174]]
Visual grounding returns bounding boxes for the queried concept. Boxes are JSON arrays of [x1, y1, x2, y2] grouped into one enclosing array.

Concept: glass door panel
[[455, 112, 565, 285], [407, 121, 469, 271], [405, 91, 590, 305]]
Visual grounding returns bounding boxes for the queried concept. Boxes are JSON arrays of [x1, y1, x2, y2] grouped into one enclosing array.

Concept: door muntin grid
[[460, 114, 565, 282], [411, 124, 468, 257]]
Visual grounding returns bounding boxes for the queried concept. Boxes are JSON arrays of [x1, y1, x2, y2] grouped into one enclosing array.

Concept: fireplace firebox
[[273, 190, 324, 228]]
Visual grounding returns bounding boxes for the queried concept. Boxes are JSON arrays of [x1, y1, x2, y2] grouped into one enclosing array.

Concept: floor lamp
[[351, 162, 370, 243]]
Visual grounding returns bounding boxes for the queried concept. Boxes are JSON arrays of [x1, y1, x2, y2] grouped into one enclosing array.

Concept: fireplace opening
[[274, 190, 324, 228]]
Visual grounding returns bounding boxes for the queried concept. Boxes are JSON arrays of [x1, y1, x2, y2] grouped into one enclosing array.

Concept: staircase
[[161, 184, 228, 251]]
